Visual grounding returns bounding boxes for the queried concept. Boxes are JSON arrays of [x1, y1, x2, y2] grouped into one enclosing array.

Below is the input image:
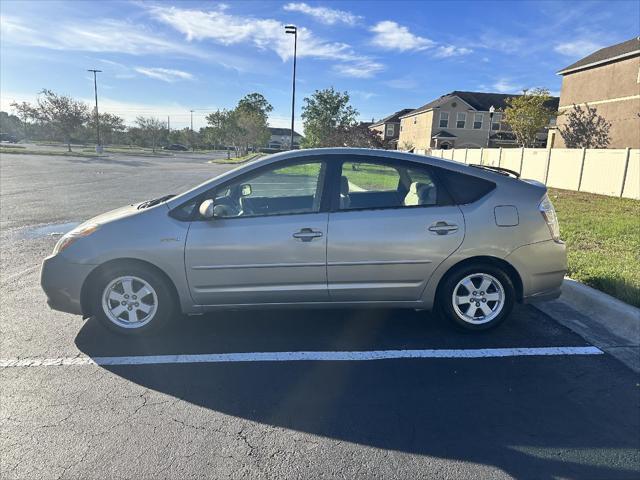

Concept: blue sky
[[1, 0, 638, 132]]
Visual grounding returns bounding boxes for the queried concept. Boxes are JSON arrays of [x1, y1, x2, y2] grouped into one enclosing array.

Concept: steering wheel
[[213, 198, 242, 217]]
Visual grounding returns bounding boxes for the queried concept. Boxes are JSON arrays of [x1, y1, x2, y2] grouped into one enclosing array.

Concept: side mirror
[[199, 199, 215, 219], [240, 183, 252, 196]]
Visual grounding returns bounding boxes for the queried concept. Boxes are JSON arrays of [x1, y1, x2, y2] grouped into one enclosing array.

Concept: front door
[[327, 158, 464, 302], [185, 160, 329, 306]]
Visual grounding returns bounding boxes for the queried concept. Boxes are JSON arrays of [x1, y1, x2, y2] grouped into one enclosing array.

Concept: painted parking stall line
[[0, 346, 603, 368]]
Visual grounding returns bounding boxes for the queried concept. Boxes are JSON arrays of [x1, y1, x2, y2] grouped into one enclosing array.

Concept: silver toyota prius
[[41, 148, 567, 335]]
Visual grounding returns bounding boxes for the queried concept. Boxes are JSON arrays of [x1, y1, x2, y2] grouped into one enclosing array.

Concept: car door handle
[[428, 221, 459, 235], [293, 228, 323, 242]]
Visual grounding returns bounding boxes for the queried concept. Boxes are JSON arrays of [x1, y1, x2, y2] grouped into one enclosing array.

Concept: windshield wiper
[[137, 194, 175, 209], [469, 164, 521, 178]]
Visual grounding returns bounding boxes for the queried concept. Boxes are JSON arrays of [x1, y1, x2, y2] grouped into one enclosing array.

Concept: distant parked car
[[41, 148, 566, 335], [164, 144, 188, 151], [0, 133, 18, 143]]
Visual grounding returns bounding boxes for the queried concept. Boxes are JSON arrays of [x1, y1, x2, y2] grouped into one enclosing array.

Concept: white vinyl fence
[[419, 147, 639, 199]]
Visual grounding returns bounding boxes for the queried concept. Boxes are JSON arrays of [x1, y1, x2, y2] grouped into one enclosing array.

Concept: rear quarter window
[[434, 168, 496, 205]]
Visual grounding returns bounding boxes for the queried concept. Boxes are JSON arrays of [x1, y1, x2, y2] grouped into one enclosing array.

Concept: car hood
[[79, 202, 157, 228]]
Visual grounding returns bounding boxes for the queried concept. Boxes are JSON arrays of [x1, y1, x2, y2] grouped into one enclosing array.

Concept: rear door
[[327, 157, 464, 302]]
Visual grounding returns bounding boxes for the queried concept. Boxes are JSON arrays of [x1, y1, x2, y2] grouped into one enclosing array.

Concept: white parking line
[[0, 346, 603, 368]]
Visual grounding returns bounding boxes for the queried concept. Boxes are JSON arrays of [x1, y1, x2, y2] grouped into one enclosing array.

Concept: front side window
[[473, 113, 484, 129], [439, 112, 449, 128], [211, 161, 326, 218], [456, 112, 466, 128], [338, 159, 445, 211]]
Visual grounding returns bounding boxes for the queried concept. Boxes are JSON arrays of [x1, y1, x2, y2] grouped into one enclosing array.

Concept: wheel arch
[[80, 258, 181, 316], [434, 256, 524, 306]]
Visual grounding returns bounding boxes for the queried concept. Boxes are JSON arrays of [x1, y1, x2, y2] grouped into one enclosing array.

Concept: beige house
[[550, 37, 640, 149], [398, 91, 558, 150], [368, 108, 414, 148]]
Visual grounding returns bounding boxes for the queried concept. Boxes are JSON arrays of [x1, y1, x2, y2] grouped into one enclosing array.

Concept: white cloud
[[148, 5, 384, 77], [554, 40, 603, 57], [134, 67, 194, 82], [492, 79, 523, 94], [0, 15, 199, 57], [283, 3, 362, 26], [433, 45, 473, 58], [332, 60, 385, 78], [369, 21, 433, 52], [149, 5, 350, 61]]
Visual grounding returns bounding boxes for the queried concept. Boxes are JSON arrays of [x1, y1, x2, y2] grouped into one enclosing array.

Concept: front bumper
[[41, 255, 96, 315], [506, 239, 567, 303]]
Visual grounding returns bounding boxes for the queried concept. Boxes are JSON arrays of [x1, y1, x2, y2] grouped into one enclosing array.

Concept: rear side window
[[435, 168, 495, 204]]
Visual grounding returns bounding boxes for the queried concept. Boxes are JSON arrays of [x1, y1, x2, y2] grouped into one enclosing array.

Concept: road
[[1, 152, 638, 480]]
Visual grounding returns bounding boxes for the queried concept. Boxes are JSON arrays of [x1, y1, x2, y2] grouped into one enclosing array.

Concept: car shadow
[[75, 306, 639, 479]]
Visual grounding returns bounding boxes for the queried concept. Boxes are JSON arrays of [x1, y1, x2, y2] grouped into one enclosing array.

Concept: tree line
[[0, 87, 611, 153]]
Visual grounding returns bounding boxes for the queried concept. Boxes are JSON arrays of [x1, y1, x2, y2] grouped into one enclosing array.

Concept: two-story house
[[368, 108, 415, 148], [398, 91, 559, 150], [550, 37, 640, 148]]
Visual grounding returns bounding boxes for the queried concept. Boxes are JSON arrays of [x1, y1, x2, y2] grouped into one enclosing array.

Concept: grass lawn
[[549, 188, 640, 307]]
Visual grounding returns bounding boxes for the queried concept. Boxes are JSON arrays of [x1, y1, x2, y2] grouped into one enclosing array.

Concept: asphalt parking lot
[[1, 152, 639, 480]]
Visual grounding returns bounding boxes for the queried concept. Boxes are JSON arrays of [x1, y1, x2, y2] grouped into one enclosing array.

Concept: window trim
[[439, 111, 449, 128], [473, 112, 484, 129], [385, 123, 395, 136]]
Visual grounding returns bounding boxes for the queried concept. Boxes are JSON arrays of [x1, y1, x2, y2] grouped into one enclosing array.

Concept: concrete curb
[[533, 278, 640, 373]]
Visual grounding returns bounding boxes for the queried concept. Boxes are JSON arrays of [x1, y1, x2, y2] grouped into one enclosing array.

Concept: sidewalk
[[534, 278, 640, 372]]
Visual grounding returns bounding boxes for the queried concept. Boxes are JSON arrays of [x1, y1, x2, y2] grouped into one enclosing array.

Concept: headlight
[[538, 194, 561, 243], [52, 224, 100, 255]]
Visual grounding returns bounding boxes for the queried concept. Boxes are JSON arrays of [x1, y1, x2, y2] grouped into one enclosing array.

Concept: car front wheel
[[91, 265, 174, 335], [439, 264, 515, 331]]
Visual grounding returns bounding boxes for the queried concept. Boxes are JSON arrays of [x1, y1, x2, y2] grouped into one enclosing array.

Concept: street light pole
[[285, 25, 297, 150], [190, 109, 194, 151], [87, 69, 102, 152], [486, 105, 495, 148]]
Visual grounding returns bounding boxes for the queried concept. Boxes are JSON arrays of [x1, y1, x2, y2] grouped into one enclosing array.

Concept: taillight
[[538, 194, 561, 243]]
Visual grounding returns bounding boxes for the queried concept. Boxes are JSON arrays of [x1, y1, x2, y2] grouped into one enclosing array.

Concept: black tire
[[438, 263, 515, 331], [90, 264, 175, 336]]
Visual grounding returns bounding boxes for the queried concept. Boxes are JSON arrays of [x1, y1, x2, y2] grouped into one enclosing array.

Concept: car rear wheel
[[439, 264, 515, 331], [91, 264, 174, 335]]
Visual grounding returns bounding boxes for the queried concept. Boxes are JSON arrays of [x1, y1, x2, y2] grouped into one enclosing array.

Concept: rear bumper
[[41, 255, 95, 315], [506, 240, 567, 303]]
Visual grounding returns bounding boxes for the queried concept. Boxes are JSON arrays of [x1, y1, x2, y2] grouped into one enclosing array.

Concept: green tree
[[502, 88, 557, 147], [559, 104, 611, 148], [0, 111, 24, 139], [237, 93, 273, 120], [205, 109, 241, 157], [326, 123, 384, 148], [9, 101, 36, 140], [134, 116, 166, 152], [301, 87, 358, 148], [32, 90, 90, 151], [95, 112, 126, 145], [236, 93, 272, 152]]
